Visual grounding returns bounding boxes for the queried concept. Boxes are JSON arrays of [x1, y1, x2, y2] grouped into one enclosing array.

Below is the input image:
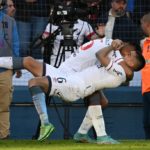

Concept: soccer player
[[0, 38, 145, 142]]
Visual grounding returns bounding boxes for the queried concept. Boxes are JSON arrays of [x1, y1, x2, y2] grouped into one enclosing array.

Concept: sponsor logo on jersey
[[105, 38, 111, 45], [80, 40, 94, 50], [113, 69, 123, 76], [96, 63, 103, 68]]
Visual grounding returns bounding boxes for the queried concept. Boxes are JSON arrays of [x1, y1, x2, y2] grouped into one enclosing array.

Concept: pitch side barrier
[[10, 86, 144, 139]]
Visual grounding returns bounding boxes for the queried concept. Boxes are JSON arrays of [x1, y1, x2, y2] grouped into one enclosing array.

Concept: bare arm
[[96, 39, 123, 67], [96, 45, 114, 67], [96, 39, 133, 81]]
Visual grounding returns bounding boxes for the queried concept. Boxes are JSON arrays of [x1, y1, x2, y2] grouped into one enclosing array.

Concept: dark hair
[[134, 51, 145, 71], [129, 42, 142, 52], [112, 0, 127, 3]]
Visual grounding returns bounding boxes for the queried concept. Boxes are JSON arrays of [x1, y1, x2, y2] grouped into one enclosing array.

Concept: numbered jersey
[[59, 37, 122, 73], [45, 60, 126, 102], [45, 50, 126, 102]]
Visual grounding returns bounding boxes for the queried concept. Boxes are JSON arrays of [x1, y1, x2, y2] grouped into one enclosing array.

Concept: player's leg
[[143, 92, 150, 139], [23, 56, 44, 77], [73, 107, 93, 143], [0, 56, 43, 77], [74, 91, 101, 143], [28, 76, 54, 141], [74, 90, 119, 144], [88, 91, 119, 144], [99, 90, 108, 108]]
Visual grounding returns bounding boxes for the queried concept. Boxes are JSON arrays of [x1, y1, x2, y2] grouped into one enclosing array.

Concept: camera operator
[[42, 0, 98, 66]]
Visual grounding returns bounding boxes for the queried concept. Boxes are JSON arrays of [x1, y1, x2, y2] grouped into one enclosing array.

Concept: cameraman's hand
[[111, 39, 124, 50]]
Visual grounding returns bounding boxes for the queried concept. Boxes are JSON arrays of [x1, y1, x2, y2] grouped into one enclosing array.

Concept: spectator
[[14, 0, 51, 58], [0, 0, 20, 139], [97, 0, 142, 45], [6, 0, 16, 17], [132, 0, 150, 25]]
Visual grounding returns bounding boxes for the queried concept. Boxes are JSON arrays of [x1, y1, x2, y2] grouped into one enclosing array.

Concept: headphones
[[0, 0, 6, 9]]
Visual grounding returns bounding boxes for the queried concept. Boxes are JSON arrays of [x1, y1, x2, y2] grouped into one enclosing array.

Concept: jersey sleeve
[[44, 23, 58, 33], [105, 60, 126, 81], [43, 23, 59, 38]]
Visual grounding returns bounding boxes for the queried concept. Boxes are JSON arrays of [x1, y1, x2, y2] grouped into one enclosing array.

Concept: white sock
[[77, 109, 93, 134], [88, 105, 107, 137], [0, 57, 13, 69]]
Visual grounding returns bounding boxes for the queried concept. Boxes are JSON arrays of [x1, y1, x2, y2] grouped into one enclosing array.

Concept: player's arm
[[96, 39, 123, 67], [96, 45, 113, 67]]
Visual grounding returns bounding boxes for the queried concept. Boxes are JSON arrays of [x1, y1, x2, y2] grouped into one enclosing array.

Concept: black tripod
[[55, 37, 77, 139], [54, 36, 77, 68]]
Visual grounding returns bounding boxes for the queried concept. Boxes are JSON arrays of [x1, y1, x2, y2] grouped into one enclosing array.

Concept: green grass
[[0, 140, 150, 150]]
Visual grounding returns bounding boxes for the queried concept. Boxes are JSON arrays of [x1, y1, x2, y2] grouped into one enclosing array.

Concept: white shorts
[[45, 64, 85, 102], [45, 63, 124, 102]]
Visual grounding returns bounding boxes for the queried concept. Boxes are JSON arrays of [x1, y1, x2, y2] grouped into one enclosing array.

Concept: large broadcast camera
[[51, 1, 88, 23], [50, 1, 88, 39], [30, 0, 97, 50], [0, 0, 7, 10]]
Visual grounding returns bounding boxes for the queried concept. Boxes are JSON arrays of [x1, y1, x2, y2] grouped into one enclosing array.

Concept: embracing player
[[0, 38, 145, 142]]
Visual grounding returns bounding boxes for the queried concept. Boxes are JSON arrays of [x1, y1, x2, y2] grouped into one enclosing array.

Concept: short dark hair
[[112, 0, 127, 3], [129, 42, 142, 52], [134, 51, 145, 71]]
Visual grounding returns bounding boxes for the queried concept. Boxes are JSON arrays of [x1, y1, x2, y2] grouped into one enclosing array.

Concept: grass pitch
[[0, 140, 150, 150]]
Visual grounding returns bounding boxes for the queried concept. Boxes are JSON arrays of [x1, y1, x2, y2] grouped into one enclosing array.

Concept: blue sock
[[29, 86, 49, 125]]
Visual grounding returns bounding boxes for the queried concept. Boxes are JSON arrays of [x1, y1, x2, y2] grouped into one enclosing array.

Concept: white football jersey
[[59, 37, 115, 73], [75, 61, 126, 99], [45, 38, 125, 102], [48, 61, 126, 102]]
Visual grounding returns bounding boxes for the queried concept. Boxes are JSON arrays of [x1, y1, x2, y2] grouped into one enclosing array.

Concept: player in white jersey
[[0, 38, 145, 143], [45, 46, 125, 102], [59, 37, 113, 72]]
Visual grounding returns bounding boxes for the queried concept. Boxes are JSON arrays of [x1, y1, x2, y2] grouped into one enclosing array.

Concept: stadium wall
[[10, 86, 145, 140]]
